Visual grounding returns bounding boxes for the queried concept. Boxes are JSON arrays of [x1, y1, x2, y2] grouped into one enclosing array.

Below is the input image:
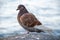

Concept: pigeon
[[16, 5, 44, 33]]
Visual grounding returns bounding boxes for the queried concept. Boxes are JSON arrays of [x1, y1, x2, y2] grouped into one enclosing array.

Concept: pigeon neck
[[18, 8, 28, 16]]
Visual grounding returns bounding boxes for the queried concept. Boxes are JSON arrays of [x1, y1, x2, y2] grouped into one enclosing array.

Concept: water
[[0, 0, 60, 37]]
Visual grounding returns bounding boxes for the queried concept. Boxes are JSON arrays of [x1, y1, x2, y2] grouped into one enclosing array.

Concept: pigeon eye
[[20, 7, 24, 9]]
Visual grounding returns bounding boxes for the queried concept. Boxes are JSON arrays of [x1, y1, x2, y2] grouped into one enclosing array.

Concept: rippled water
[[0, 0, 60, 37]]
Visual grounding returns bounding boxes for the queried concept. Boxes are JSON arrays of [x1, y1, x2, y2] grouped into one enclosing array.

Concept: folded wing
[[20, 13, 42, 27]]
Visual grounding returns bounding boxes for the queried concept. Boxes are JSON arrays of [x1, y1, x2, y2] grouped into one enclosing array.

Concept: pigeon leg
[[27, 31, 30, 34]]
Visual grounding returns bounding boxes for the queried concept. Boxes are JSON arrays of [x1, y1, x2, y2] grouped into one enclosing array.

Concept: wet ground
[[0, 32, 60, 40]]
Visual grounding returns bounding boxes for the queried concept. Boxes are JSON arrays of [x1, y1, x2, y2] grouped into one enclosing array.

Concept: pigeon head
[[16, 5, 25, 10]]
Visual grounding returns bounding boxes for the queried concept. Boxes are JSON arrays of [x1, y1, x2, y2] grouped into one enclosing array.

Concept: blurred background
[[0, 0, 60, 37]]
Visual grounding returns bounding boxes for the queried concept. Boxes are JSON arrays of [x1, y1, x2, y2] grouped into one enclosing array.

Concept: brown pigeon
[[16, 5, 44, 33]]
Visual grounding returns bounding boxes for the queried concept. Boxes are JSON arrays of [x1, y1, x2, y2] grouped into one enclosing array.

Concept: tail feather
[[34, 25, 53, 34]]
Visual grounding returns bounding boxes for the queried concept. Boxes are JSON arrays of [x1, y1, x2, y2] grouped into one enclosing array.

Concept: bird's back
[[19, 13, 42, 27]]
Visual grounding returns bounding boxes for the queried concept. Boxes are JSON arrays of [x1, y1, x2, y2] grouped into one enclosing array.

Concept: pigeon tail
[[34, 25, 54, 35]]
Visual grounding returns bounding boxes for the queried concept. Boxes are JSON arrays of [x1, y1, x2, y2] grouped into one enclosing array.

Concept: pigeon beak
[[16, 8, 19, 11]]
